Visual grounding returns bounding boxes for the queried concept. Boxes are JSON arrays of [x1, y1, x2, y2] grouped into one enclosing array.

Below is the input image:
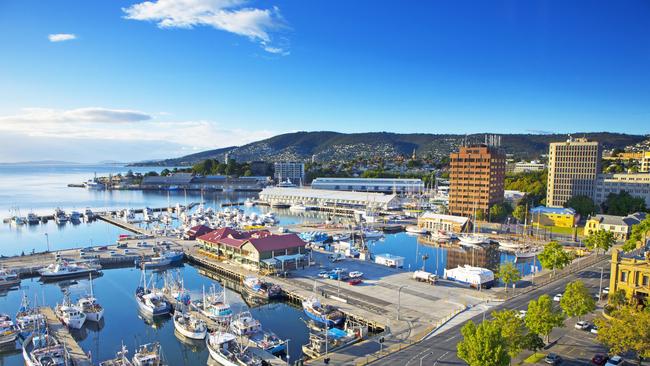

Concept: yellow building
[[641, 151, 650, 173], [530, 206, 577, 228], [584, 213, 647, 241], [610, 248, 650, 304]]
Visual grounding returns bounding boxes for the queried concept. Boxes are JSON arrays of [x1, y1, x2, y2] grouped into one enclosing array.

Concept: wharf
[[39, 307, 92, 366], [96, 215, 152, 236]]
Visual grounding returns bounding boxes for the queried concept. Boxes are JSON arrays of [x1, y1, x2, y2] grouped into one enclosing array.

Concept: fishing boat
[[191, 285, 232, 323], [53, 208, 68, 225], [22, 333, 71, 366], [15, 293, 46, 339], [69, 211, 82, 223], [27, 212, 40, 225], [0, 314, 18, 345], [135, 270, 171, 317], [77, 274, 104, 322], [55, 292, 86, 329], [99, 344, 133, 366], [132, 342, 166, 366], [248, 330, 286, 354], [444, 265, 494, 289], [206, 331, 262, 366], [0, 268, 20, 288], [173, 311, 207, 340], [230, 311, 261, 336], [405, 225, 427, 234], [302, 297, 345, 327], [39, 260, 101, 281], [82, 208, 95, 221], [242, 276, 282, 300], [301, 324, 366, 359]]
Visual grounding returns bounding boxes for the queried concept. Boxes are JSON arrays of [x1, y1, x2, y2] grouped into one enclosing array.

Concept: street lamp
[[598, 266, 604, 301], [44, 233, 50, 252], [397, 285, 408, 321]]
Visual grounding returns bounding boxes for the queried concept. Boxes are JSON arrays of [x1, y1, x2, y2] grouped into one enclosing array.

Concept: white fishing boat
[[0, 268, 20, 288], [206, 331, 262, 366], [173, 311, 207, 340], [135, 270, 170, 317], [16, 293, 46, 339], [77, 274, 104, 322], [405, 225, 427, 234], [55, 293, 86, 329], [39, 260, 101, 280], [82, 208, 95, 220], [99, 344, 133, 366], [302, 297, 345, 327], [53, 208, 68, 225], [27, 212, 40, 225], [132, 342, 166, 366], [230, 311, 261, 336], [192, 285, 232, 323], [0, 314, 18, 345], [444, 265, 494, 289], [249, 330, 286, 354], [242, 276, 282, 300], [84, 179, 105, 190], [22, 333, 71, 366]]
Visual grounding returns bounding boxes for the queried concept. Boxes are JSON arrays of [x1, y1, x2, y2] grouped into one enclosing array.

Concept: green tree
[[160, 169, 171, 176], [608, 289, 628, 309], [496, 262, 521, 295], [564, 195, 599, 218], [596, 305, 650, 365], [624, 216, 650, 251], [524, 294, 565, 343], [490, 203, 513, 223], [457, 320, 510, 366], [504, 170, 547, 203], [538, 241, 572, 276], [512, 205, 527, 223], [584, 229, 616, 254], [144, 171, 159, 177], [491, 310, 528, 361], [604, 191, 647, 216], [475, 209, 486, 222], [560, 280, 596, 320]]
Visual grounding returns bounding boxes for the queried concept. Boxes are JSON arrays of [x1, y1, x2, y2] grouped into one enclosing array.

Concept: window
[[643, 276, 649, 287], [621, 271, 628, 282]]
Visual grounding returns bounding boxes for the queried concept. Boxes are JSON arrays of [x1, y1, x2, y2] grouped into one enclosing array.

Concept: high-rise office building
[[273, 162, 305, 184], [448, 143, 506, 218], [546, 137, 601, 208]]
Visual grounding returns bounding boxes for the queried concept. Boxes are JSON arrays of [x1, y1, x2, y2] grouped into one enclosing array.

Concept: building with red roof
[[184, 224, 214, 240], [197, 227, 307, 270]]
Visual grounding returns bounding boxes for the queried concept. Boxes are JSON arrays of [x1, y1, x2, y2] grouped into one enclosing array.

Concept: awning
[[261, 258, 279, 266], [274, 254, 304, 262]]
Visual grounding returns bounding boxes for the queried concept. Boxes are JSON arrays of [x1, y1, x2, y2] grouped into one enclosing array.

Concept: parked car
[[604, 355, 623, 366], [317, 271, 330, 278], [123, 249, 131, 254], [590, 325, 599, 334], [110, 250, 119, 257], [516, 310, 527, 319], [348, 278, 363, 286], [575, 320, 590, 330], [553, 293, 563, 302], [544, 353, 562, 365], [602, 287, 609, 295], [591, 354, 608, 366]]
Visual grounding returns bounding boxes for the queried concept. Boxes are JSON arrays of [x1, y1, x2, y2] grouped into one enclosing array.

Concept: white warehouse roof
[[259, 187, 398, 206]]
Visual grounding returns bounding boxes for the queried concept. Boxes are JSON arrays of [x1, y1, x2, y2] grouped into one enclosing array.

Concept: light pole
[[44, 233, 50, 252], [285, 338, 290, 366], [420, 351, 433, 366], [598, 266, 604, 301], [397, 285, 407, 321]]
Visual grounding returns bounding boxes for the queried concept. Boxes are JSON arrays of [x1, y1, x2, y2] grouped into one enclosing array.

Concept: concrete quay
[[39, 306, 92, 366]]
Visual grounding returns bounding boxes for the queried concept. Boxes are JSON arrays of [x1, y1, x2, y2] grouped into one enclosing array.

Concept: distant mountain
[[132, 131, 647, 166]]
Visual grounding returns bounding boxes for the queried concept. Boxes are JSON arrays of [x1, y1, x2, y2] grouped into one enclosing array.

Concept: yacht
[[77, 274, 104, 322], [53, 208, 68, 225], [206, 331, 262, 366], [242, 276, 282, 300], [230, 311, 261, 336], [405, 225, 427, 234], [457, 234, 488, 247], [135, 271, 170, 317], [361, 229, 384, 240], [302, 297, 345, 327], [191, 285, 232, 323], [22, 333, 71, 366], [99, 344, 133, 366], [27, 212, 40, 225], [39, 260, 101, 281], [84, 179, 105, 190], [55, 293, 86, 329], [0, 268, 20, 288], [429, 230, 452, 241], [0, 314, 18, 345], [132, 343, 166, 366], [173, 311, 207, 340]]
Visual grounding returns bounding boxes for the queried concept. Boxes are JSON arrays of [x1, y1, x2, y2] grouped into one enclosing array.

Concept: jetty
[[39, 307, 92, 366]]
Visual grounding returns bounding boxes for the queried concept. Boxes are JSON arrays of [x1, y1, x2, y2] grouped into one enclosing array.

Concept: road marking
[[433, 351, 449, 365]]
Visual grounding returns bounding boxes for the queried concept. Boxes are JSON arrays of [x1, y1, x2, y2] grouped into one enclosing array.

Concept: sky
[[0, 0, 649, 163]]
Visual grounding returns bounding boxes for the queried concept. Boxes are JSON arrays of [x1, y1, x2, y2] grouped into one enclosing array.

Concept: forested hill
[[135, 131, 646, 166]]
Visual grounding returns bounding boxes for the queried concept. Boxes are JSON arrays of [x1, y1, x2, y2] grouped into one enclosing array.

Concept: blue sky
[[0, 0, 648, 162]]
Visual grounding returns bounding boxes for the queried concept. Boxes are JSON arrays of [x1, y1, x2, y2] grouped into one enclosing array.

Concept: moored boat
[[135, 270, 171, 317], [173, 311, 207, 340], [132, 342, 166, 366], [191, 285, 232, 323], [15, 293, 46, 339], [39, 260, 101, 281], [405, 225, 427, 234], [248, 330, 286, 354], [99, 344, 133, 366], [242, 276, 282, 300], [22, 333, 71, 366], [0, 268, 20, 288], [230, 311, 261, 336], [0, 314, 18, 345], [55, 293, 86, 329], [27, 212, 40, 225], [457, 234, 488, 247], [206, 331, 262, 366], [302, 297, 345, 327], [53, 208, 68, 225]]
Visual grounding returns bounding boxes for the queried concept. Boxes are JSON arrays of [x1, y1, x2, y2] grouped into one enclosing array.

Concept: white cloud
[[0, 107, 277, 162], [123, 0, 288, 54], [48, 33, 77, 42]]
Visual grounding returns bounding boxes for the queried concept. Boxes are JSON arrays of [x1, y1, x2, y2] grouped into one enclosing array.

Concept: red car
[[348, 278, 363, 286], [591, 354, 608, 366]]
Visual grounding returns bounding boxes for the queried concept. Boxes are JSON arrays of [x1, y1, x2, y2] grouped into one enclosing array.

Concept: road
[[370, 259, 610, 366]]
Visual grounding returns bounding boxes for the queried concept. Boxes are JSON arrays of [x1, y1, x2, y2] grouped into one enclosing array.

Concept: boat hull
[[135, 296, 170, 317], [40, 269, 99, 281], [84, 309, 104, 322], [303, 308, 343, 327], [173, 318, 206, 340], [206, 342, 239, 366]]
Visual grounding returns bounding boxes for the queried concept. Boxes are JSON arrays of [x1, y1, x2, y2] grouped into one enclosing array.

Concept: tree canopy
[[624, 216, 650, 251], [564, 195, 599, 218], [504, 170, 547, 204], [489, 202, 513, 223], [560, 280, 596, 320], [538, 241, 572, 276], [595, 305, 650, 364], [512, 205, 527, 223], [603, 191, 647, 216], [524, 294, 565, 343], [491, 309, 530, 360], [457, 320, 510, 366], [496, 262, 521, 294], [584, 229, 616, 254]]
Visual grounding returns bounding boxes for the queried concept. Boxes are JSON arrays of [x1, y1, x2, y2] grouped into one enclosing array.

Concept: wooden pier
[[39, 307, 92, 366]]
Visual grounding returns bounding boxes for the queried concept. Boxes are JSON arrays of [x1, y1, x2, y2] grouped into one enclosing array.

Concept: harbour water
[[0, 164, 541, 364]]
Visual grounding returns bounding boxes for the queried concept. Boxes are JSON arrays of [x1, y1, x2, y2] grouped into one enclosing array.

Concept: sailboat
[[458, 204, 488, 247]]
